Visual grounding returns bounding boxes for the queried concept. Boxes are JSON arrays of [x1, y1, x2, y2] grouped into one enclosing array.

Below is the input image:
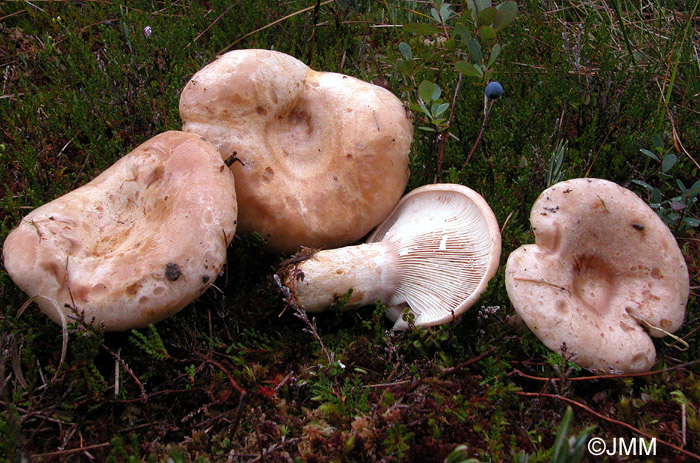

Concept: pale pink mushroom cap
[[179, 49, 413, 253], [505, 178, 689, 373], [3, 131, 238, 331]]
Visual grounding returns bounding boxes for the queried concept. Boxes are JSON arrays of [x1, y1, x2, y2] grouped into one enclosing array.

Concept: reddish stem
[[463, 97, 494, 168]]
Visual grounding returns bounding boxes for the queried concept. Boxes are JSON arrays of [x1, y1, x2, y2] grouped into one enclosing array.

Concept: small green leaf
[[445, 38, 456, 50], [398, 41, 412, 60], [440, 2, 453, 21], [551, 407, 574, 463], [403, 23, 440, 34], [467, 0, 493, 20], [466, 37, 482, 62], [487, 43, 501, 67], [683, 217, 700, 227], [431, 84, 442, 101], [454, 61, 468, 73], [419, 126, 436, 132], [418, 80, 436, 103], [454, 23, 472, 44], [478, 6, 498, 26], [652, 134, 664, 150], [478, 25, 497, 46], [661, 153, 677, 172], [455, 61, 483, 77], [571, 426, 596, 462], [444, 445, 481, 463], [433, 102, 450, 118], [417, 98, 431, 117], [651, 188, 662, 204], [493, 1, 518, 32], [688, 179, 700, 195], [639, 148, 659, 161], [631, 179, 654, 191]]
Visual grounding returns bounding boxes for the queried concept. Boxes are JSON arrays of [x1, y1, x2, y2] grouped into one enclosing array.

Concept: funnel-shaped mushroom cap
[[505, 178, 689, 373], [369, 184, 501, 328], [3, 131, 238, 331], [179, 49, 413, 253]]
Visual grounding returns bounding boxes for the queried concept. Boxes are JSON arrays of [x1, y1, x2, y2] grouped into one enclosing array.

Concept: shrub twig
[[435, 73, 463, 182], [509, 359, 700, 382], [463, 96, 495, 167]]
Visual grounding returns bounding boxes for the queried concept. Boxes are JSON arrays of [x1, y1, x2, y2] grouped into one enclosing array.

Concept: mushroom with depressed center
[[2, 131, 238, 331], [179, 49, 413, 254], [278, 184, 502, 330], [505, 178, 689, 373]]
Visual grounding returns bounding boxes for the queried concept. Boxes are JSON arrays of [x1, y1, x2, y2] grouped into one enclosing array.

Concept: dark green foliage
[[0, 0, 698, 462], [549, 407, 595, 463]]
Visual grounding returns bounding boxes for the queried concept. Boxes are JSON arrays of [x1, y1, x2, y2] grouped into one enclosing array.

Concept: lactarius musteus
[[179, 49, 413, 253], [278, 184, 502, 329], [505, 178, 689, 373], [3, 131, 238, 331]]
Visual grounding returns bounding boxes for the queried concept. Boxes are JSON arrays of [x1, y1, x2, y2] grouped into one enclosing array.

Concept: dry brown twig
[[274, 273, 334, 365], [185, 5, 235, 49], [30, 442, 112, 460], [220, 1, 335, 54]]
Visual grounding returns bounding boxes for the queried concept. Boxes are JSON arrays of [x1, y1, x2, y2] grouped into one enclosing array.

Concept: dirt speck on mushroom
[[165, 263, 182, 281]]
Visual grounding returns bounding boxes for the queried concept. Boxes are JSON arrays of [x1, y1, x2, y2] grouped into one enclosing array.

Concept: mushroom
[[278, 184, 502, 329], [505, 178, 689, 373], [179, 49, 413, 253], [2, 131, 238, 331]]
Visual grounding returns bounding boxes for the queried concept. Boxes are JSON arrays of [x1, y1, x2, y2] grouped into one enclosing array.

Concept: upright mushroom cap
[[505, 178, 689, 373], [179, 49, 413, 253], [3, 131, 238, 331], [280, 184, 501, 329]]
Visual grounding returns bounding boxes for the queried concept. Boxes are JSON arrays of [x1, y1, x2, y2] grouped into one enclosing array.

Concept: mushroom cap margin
[[3, 131, 238, 331], [505, 178, 689, 373], [179, 49, 413, 253], [369, 183, 502, 328]]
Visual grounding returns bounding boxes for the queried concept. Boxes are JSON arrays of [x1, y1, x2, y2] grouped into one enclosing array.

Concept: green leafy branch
[[632, 135, 700, 233], [129, 324, 170, 361], [393, 0, 518, 179]]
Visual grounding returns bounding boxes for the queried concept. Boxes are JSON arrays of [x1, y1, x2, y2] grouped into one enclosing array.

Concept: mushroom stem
[[282, 243, 399, 312], [278, 184, 501, 329]]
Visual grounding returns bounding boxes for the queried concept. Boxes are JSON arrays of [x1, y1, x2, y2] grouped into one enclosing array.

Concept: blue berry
[[485, 81, 503, 99]]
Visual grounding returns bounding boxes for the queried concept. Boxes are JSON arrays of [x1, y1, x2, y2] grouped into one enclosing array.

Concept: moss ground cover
[[0, 1, 698, 461]]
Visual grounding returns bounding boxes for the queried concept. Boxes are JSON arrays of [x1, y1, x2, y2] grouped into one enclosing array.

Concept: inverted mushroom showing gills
[[179, 49, 413, 253], [278, 184, 501, 330], [3, 131, 238, 331], [505, 178, 689, 373]]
